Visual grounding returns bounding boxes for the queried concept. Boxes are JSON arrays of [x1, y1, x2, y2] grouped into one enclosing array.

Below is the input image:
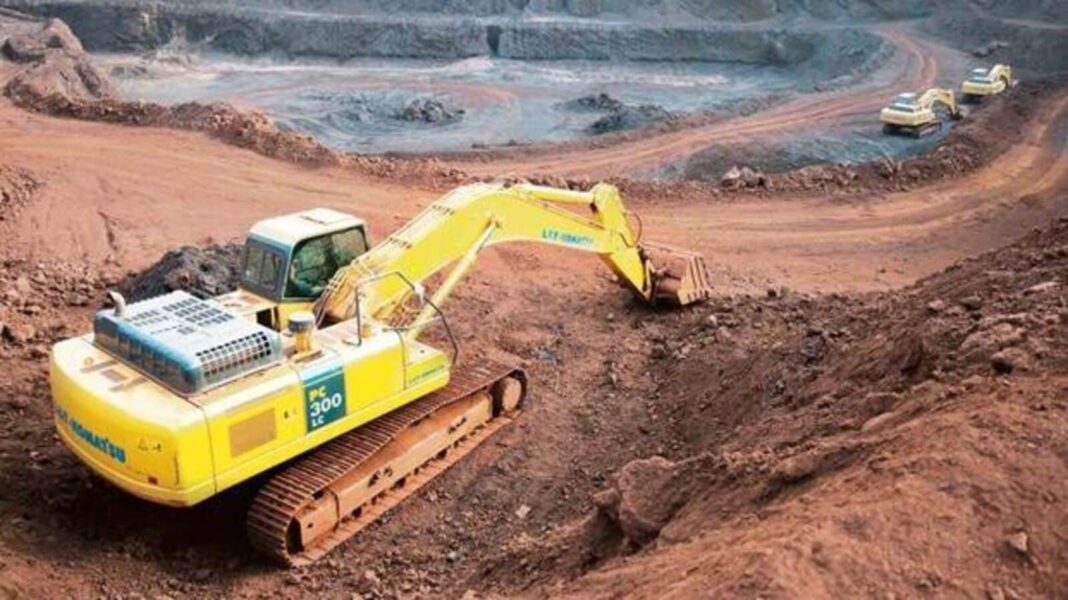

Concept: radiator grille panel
[[94, 291, 283, 395]]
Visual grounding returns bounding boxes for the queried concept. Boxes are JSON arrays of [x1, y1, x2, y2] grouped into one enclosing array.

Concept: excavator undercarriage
[[249, 361, 526, 566]]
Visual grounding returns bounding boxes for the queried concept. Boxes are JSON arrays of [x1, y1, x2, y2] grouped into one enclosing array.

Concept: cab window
[[242, 241, 284, 297], [285, 227, 368, 299]]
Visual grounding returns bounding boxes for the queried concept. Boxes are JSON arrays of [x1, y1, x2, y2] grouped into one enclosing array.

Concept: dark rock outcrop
[[395, 97, 465, 124], [562, 93, 625, 113], [589, 103, 675, 134], [124, 244, 244, 301]]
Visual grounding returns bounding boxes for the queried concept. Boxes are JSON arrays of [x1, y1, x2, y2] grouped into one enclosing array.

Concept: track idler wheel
[[492, 375, 526, 416]]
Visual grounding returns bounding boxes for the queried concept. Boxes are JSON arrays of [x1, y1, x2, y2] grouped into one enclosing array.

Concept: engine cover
[[93, 291, 283, 395]]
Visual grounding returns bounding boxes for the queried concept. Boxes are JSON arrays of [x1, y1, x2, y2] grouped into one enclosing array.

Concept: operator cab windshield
[[286, 227, 369, 299], [968, 68, 992, 83]]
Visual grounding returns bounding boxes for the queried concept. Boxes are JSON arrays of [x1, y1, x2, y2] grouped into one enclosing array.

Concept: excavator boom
[[315, 182, 711, 326], [251, 181, 711, 564]]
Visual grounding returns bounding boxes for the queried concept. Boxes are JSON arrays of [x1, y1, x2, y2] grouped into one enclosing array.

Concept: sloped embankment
[[485, 218, 1068, 598]]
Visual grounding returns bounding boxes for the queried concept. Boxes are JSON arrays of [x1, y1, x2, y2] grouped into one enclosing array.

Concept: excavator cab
[[962, 64, 1014, 102], [880, 88, 960, 137], [218, 208, 370, 331]]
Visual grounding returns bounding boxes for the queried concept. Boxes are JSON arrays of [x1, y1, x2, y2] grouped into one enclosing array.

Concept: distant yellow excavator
[[880, 87, 962, 137], [962, 64, 1016, 102], [48, 182, 712, 565]]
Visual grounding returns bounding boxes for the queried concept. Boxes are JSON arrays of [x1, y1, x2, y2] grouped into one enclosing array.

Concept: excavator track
[[247, 360, 527, 567]]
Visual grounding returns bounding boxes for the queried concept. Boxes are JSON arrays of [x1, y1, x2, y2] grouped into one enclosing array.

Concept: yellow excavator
[[48, 182, 712, 565], [880, 88, 962, 137], [962, 64, 1015, 103]]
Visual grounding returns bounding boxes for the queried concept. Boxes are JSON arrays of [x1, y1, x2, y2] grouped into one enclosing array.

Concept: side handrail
[[348, 271, 460, 366]]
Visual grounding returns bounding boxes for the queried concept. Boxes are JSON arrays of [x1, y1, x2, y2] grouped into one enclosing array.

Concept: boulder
[[720, 165, 768, 189], [595, 456, 689, 546]]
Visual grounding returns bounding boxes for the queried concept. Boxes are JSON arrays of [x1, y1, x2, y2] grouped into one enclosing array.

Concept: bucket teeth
[[640, 242, 713, 306]]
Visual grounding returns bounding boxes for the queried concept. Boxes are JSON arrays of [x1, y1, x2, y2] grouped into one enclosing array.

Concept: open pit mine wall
[[0, 1, 888, 77], [925, 14, 1068, 75], [0, 0, 940, 22]]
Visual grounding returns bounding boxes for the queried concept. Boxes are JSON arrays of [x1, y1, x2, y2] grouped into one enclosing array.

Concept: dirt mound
[[11, 93, 342, 167], [2, 18, 116, 103], [489, 218, 1068, 598], [0, 258, 109, 361], [122, 244, 243, 301]]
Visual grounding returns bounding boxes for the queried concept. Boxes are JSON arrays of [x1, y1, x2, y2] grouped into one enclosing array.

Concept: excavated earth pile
[[0, 217, 1061, 599], [122, 244, 243, 301]]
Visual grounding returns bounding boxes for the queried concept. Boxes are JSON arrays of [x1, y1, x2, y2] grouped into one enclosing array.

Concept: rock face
[[0, 1, 888, 77], [924, 12, 1068, 73], [0, 0, 936, 24], [2, 17, 116, 102]]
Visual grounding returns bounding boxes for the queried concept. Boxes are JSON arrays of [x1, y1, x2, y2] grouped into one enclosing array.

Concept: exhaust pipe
[[107, 291, 127, 318]]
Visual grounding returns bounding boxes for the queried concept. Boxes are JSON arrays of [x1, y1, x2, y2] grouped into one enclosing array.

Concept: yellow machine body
[[880, 88, 961, 136], [962, 64, 1014, 98], [51, 304, 449, 507], [49, 183, 712, 509]]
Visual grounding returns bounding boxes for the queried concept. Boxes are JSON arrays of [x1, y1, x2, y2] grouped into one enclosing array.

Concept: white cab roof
[[249, 208, 365, 248]]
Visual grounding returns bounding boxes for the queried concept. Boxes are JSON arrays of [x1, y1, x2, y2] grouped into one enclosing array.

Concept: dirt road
[[2, 80, 1064, 296], [449, 28, 941, 180]]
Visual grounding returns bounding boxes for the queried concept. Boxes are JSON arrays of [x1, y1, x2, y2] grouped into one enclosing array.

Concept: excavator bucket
[[639, 242, 713, 306]]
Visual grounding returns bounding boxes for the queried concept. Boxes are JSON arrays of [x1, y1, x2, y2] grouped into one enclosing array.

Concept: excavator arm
[[990, 64, 1013, 86], [918, 88, 961, 119], [314, 182, 711, 329]]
